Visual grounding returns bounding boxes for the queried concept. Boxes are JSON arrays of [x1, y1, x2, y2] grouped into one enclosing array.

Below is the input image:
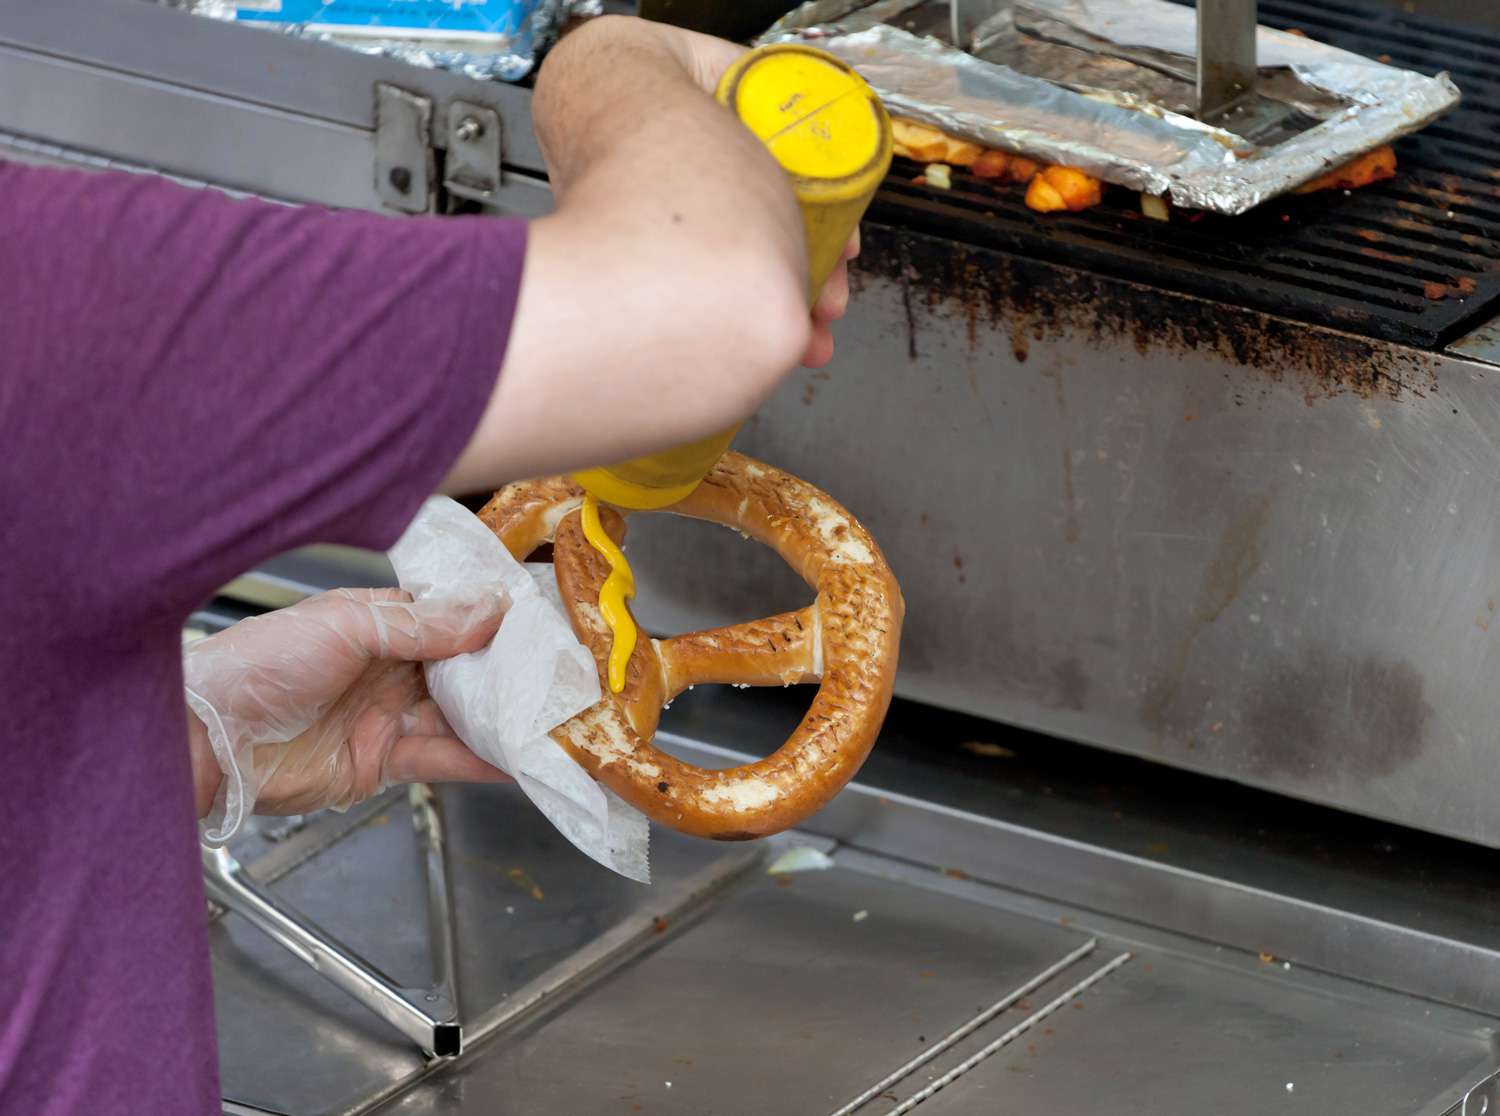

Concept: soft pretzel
[[476, 452, 903, 840]]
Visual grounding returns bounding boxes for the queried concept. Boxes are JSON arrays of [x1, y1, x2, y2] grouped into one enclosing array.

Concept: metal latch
[[375, 82, 435, 214], [444, 101, 503, 205], [374, 84, 504, 213]]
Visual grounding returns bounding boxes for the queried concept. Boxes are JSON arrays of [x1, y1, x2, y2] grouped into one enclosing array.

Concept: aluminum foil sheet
[[169, 0, 600, 82], [762, 0, 1461, 213]]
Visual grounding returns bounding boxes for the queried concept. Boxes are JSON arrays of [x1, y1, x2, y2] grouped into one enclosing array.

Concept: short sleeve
[[1, 161, 526, 627]]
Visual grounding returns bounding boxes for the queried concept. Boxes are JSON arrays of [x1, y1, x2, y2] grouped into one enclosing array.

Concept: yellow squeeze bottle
[[573, 43, 893, 692], [571, 44, 893, 513]]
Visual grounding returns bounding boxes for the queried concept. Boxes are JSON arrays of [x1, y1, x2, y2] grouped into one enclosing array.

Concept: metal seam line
[[888, 951, 1134, 1115], [762, 87, 865, 145], [829, 938, 1099, 1116], [0, 129, 300, 206]]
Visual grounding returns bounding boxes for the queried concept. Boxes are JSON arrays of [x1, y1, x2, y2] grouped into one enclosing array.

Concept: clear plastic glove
[[185, 587, 508, 845]]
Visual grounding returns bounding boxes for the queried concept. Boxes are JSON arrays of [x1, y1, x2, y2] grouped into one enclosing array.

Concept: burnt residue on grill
[[854, 226, 1440, 404], [861, 0, 1500, 352]]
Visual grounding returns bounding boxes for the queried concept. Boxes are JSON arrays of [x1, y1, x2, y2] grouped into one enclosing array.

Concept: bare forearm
[[533, 17, 801, 258]]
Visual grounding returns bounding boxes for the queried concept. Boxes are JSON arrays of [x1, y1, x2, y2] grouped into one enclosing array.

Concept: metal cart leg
[[202, 784, 463, 1058]]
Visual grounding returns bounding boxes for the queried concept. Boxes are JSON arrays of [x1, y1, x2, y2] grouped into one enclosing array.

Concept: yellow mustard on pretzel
[[579, 493, 636, 693]]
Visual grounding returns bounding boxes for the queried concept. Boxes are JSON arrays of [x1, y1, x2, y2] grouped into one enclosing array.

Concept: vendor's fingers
[[813, 260, 851, 325], [400, 698, 453, 741], [343, 589, 506, 662], [800, 322, 836, 369], [681, 31, 748, 97], [332, 587, 411, 605], [385, 734, 512, 786], [843, 227, 861, 262]]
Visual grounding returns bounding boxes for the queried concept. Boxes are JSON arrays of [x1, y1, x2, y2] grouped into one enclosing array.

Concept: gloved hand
[[185, 587, 508, 845]]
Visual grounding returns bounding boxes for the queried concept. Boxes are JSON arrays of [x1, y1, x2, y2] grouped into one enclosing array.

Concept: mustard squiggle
[[579, 493, 637, 694]]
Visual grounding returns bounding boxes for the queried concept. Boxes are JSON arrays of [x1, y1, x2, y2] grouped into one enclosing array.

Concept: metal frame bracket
[[1460, 1069, 1500, 1116], [375, 82, 436, 214], [445, 100, 504, 205], [203, 784, 463, 1058], [1197, 0, 1258, 120]]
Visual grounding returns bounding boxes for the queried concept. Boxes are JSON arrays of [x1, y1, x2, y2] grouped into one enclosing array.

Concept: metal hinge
[[374, 83, 503, 214], [444, 100, 503, 205], [375, 82, 435, 213]]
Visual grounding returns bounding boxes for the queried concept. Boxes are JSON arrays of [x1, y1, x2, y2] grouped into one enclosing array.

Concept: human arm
[[440, 17, 825, 494], [2, 21, 845, 619]]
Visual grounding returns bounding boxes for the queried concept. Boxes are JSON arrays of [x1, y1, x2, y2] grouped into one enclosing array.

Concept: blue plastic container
[[230, 0, 538, 37]]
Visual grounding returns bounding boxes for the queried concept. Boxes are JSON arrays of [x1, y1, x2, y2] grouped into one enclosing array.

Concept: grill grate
[[870, 0, 1500, 350]]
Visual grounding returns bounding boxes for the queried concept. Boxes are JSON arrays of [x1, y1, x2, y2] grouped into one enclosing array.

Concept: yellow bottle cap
[[718, 44, 891, 303], [719, 45, 890, 198]]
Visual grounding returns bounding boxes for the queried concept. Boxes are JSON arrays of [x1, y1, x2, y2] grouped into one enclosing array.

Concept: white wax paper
[[388, 497, 650, 883]]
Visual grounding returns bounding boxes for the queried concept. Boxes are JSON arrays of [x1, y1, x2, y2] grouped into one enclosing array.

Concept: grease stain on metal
[[1243, 650, 1430, 778], [1143, 491, 1274, 735], [1040, 361, 1079, 544]]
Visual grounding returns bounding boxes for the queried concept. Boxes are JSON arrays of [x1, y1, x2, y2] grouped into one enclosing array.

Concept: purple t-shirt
[[0, 161, 525, 1114]]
